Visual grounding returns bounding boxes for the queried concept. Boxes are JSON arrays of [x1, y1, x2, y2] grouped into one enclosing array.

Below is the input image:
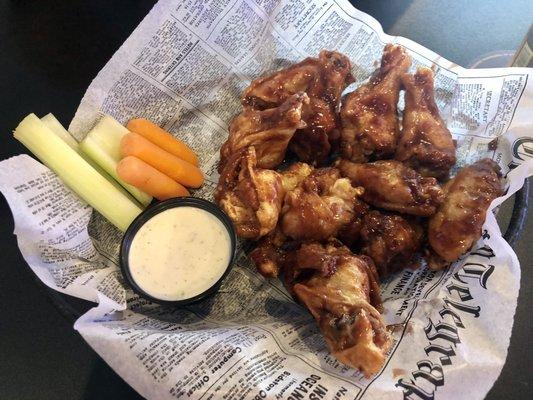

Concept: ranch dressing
[[128, 206, 231, 301]]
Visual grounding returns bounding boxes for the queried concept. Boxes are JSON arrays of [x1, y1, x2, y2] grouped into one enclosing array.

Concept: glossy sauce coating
[[129, 207, 231, 301], [340, 44, 411, 162], [241, 50, 354, 165], [395, 67, 456, 179], [428, 159, 503, 266], [337, 159, 444, 216]]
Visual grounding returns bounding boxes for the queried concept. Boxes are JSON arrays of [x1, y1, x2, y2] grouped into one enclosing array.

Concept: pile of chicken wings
[[215, 44, 504, 377]]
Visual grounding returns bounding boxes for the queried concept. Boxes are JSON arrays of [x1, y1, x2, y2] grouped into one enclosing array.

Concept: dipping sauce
[[128, 206, 232, 301]]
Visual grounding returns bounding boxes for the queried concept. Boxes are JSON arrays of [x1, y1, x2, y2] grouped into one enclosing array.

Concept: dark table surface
[[1, 1, 531, 399]]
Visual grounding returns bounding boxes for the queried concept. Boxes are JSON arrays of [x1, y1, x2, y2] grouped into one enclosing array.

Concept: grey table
[[0, 1, 531, 399]]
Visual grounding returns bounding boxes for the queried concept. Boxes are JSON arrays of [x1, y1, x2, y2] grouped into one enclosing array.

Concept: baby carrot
[[127, 118, 199, 166], [117, 156, 190, 200], [121, 132, 204, 188]]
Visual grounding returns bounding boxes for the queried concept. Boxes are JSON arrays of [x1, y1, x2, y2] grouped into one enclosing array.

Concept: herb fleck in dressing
[[128, 207, 231, 301]]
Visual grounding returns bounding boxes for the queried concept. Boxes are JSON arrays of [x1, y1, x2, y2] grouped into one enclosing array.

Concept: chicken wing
[[336, 198, 370, 247], [242, 50, 354, 165], [250, 164, 367, 277], [428, 159, 503, 269], [219, 93, 308, 171], [360, 210, 423, 277], [280, 168, 365, 241], [280, 162, 314, 192], [291, 97, 338, 164], [340, 44, 411, 162], [215, 147, 284, 240], [396, 68, 456, 179], [249, 228, 290, 278], [338, 159, 444, 216], [249, 163, 314, 278], [287, 242, 391, 377]]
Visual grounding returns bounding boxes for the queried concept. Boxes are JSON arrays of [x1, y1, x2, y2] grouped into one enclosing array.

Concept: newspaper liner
[[1, 0, 532, 399]]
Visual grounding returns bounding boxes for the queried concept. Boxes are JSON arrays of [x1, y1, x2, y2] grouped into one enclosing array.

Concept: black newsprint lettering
[[412, 361, 444, 389], [287, 375, 321, 400], [309, 384, 328, 400], [443, 297, 481, 317], [424, 319, 460, 345], [186, 375, 210, 397], [424, 343, 456, 366], [455, 262, 494, 289], [211, 347, 241, 373], [396, 377, 434, 400], [396, 360, 444, 400], [396, 244, 496, 399], [392, 271, 414, 295], [396, 299, 410, 316], [439, 307, 465, 328], [508, 137, 533, 170], [333, 386, 347, 399], [446, 282, 473, 301], [264, 371, 291, 393], [253, 390, 267, 400], [469, 245, 495, 259]]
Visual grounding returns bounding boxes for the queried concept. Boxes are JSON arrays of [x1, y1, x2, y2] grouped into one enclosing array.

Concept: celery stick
[[80, 116, 152, 207], [40, 114, 140, 202], [41, 113, 80, 151], [14, 114, 142, 232]]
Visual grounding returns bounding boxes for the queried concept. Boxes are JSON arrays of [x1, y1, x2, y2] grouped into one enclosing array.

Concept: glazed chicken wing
[[242, 50, 354, 165], [249, 228, 290, 278], [280, 168, 365, 241], [219, 93, 308, 171], [242, 50, 353, 115], [249, 163, 314, 278], [396, 68, 456, 179], [287, 242, 391, 377], [338, 159, 444, 216], [250, 164, 368, 276], [340, 44, 411, 162], [336, 198, 370, 248], [360, 211, 423, 277], [428, 159, 503, 269], [280, 162, 314, 192], [215, 147, 284, 240], [292, 97, 338, 164]]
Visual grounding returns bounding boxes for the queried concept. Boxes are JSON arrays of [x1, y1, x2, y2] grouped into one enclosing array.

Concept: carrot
[[121, 132, 204, 188], [127, 118, 199, 166], [117, 156, 190, 200]]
